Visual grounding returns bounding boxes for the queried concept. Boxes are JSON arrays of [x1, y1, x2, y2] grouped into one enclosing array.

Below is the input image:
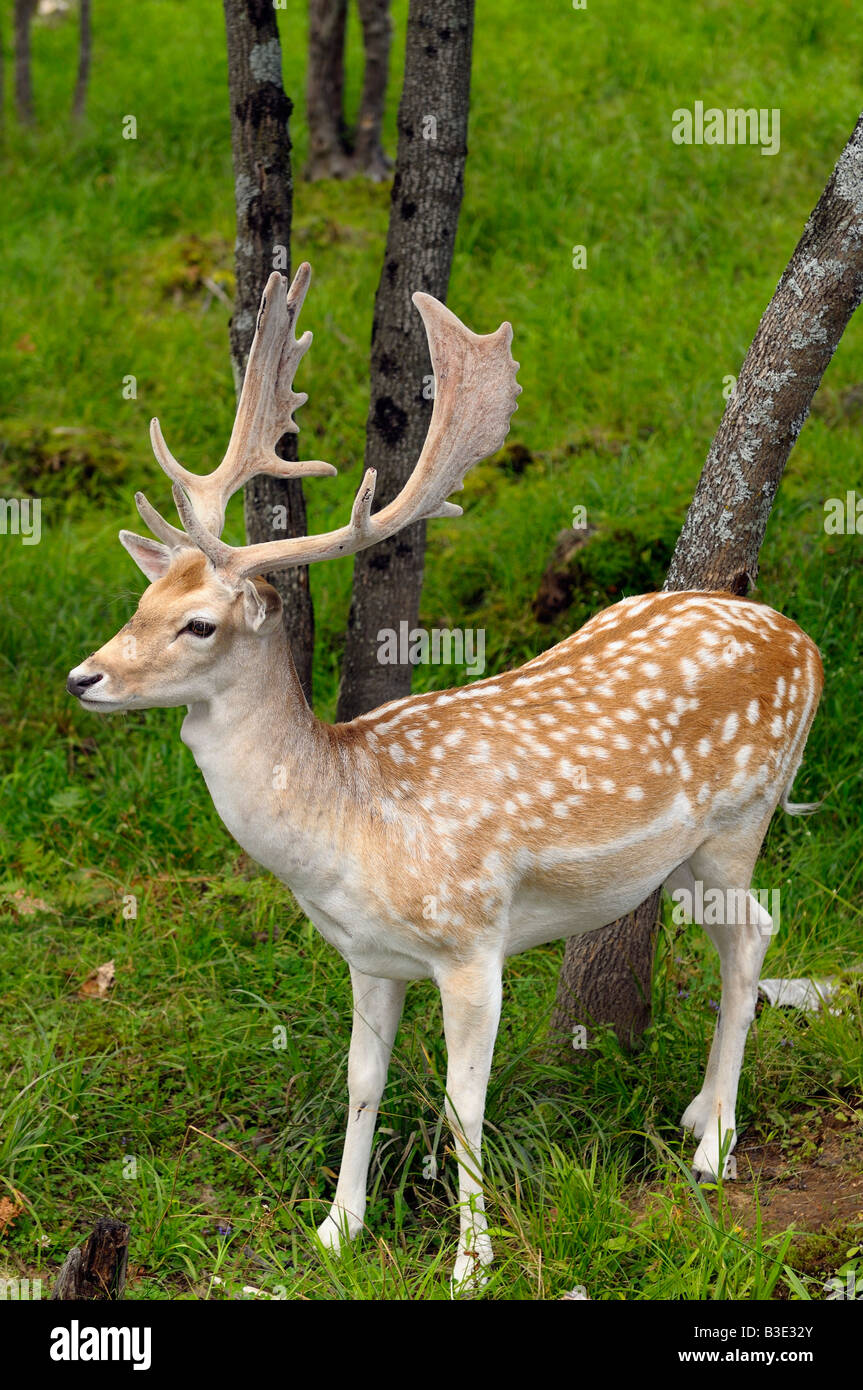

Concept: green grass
[[0, 0, 861, 1299]]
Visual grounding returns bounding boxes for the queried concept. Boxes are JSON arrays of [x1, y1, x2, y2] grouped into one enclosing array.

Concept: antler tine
[[177, 293, 521, 582], [149, 262, 337, 538], [150, 418, 196, 491], [171, 483, 233, 567], [135, 491, 191, 548], [348, 468, 378, 537]]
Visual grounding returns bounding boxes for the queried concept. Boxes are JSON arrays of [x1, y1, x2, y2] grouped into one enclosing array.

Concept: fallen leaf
[[78, 960, 115, 999], [9, 890, 55, 916], [0, 1197, 23, 1233]]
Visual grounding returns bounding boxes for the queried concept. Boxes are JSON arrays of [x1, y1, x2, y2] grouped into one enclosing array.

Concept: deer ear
[[242, 578, 282, 634], [119, 530, 173, 583]]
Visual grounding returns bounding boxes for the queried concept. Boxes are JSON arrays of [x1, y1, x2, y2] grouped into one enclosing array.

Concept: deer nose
[[67, 671, 104, 698]]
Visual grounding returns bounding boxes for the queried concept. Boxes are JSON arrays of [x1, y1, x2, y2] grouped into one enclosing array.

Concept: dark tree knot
[[372, 395, 409, 447]]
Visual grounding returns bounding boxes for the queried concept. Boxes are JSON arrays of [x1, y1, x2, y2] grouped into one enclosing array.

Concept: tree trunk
[[71, 0, 92, 121], [223, 0, 315, 704], [353, 0, 393, 180], [550, 110, 863, 1058], [14, 0, 37, 126], [51, 1218, 130, 1300], [305, 0, 352, 180], [336, 0, 475, 722]]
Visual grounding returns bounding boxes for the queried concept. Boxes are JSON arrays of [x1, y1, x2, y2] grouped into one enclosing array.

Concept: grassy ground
[[0, 0, 861, 1300]]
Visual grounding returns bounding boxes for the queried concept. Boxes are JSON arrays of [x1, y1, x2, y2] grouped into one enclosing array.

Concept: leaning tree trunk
[[549, 110, 863, 1056], [336, 0, 475, 722], [14, 0, 37, 126], [353, 0, 392, 180], [305, 0, 351, 180], [71, 0, 91, 121], [223, 0, 315, 703]]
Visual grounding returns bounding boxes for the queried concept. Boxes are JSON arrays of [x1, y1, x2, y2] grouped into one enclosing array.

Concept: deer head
[[67, 264, 521, 713]]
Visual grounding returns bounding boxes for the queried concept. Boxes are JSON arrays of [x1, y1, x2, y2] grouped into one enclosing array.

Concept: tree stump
[[51, 1218, 130, 1301]]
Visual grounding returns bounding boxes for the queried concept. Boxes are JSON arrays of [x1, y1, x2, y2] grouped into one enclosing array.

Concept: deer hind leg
[[668, 859, 732, 1143], [677, 827, 775, 1182], [665, 861, 725, 1142], [439, 958, 503, 1293], [316, 967, 406, 1253]]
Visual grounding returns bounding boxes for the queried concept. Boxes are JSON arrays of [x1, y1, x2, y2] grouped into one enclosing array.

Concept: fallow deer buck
[[67, 264, 823, 1289]]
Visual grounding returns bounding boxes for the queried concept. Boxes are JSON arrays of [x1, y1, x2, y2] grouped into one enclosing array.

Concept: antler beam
[[140, 282, 521, 581]]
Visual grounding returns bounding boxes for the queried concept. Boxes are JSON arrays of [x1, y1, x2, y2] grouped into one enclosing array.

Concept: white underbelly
[[292, 891, 433, 980], [505, 860, 679, 955]]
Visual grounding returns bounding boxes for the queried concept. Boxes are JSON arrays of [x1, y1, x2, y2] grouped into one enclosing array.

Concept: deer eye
[[183, 619, 216, 638]]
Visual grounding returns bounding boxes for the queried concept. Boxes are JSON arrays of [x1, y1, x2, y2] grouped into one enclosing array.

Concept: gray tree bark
[[71, 0, 91, 121], [14, 0, 37, 126], [223, 0, 315, 704], [353, 0, 393, 180], [305, 0, 352, 180], [305, 0, 392, 181], [336, 0, 475, 722], [550, 110, 863, 1056]]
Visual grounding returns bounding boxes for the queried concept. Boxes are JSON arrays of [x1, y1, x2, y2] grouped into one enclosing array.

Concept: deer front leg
[[316, 967, 406, 1252], [439, 960, 502, 1292]]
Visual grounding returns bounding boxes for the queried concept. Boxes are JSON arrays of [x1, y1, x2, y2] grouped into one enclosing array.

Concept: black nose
[[67, 672, 103, 698]]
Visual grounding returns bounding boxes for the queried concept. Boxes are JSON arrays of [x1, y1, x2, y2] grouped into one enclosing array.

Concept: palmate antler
[[141, 263, 335, 543], [136, 263, 521, 583]]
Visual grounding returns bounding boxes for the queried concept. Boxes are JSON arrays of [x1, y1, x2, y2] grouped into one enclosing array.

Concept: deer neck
[[178, 634, 358, 890]]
